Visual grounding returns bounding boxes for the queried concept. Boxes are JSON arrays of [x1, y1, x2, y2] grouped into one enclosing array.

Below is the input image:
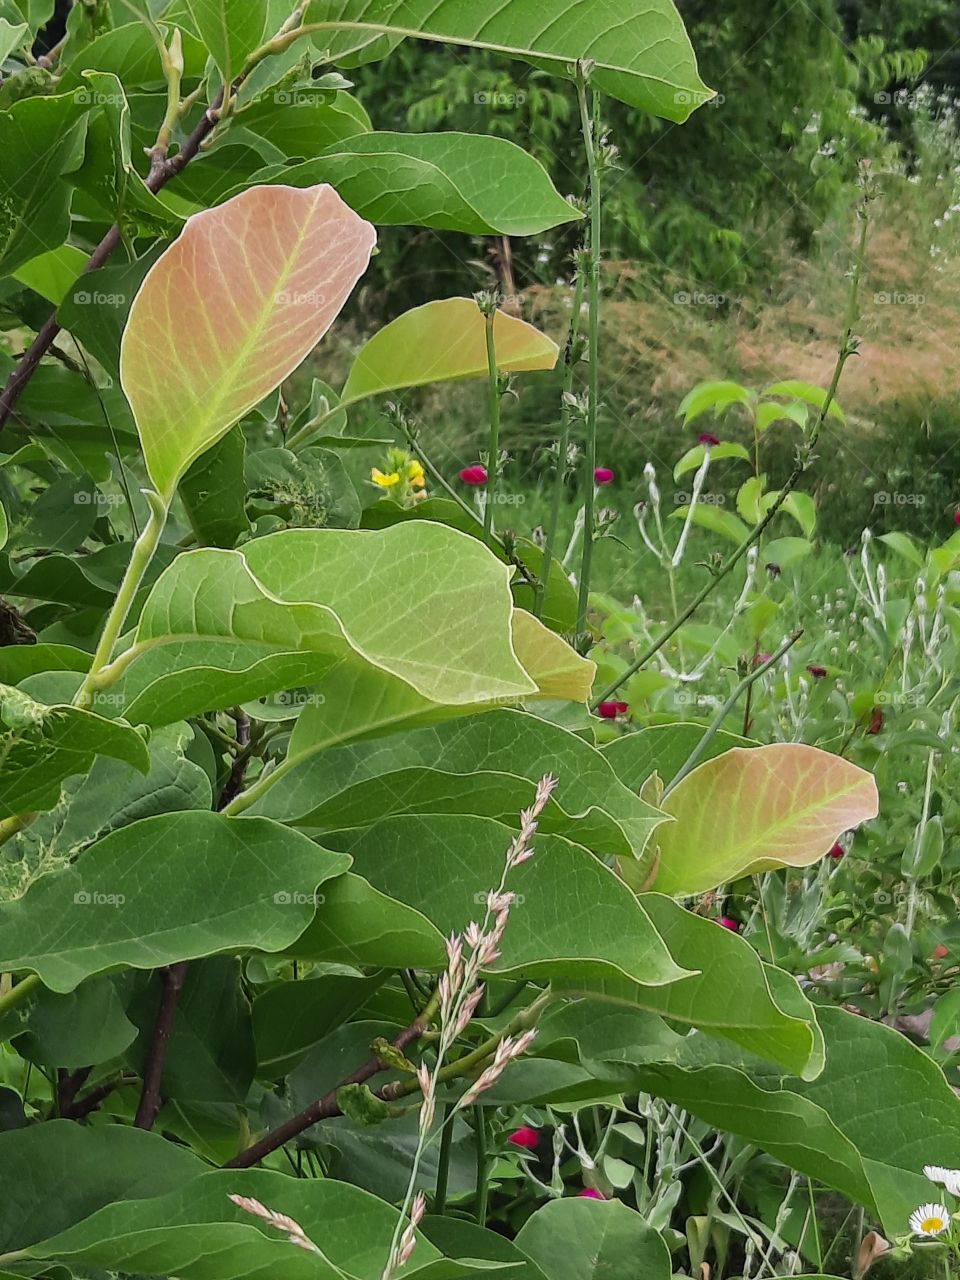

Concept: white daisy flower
[[909, 1203, 951, 1237], [924, 1165, 960, 1196]]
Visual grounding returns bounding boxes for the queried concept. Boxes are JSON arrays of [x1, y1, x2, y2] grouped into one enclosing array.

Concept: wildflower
[[578, 1188, 607, 1199], [933, 943, 951, 960], [509, 1125, 540, 1149], [407, 459, 426, 489], [807, 664, 828, 679], [594, 466, 615, 484], [698, 432, 720, 447], [828, 842, 845, 860], [909, 1203, 951, 1237], [371, 468, 400, 488], [718, 916, 740, 932], [924, 1165, 960, 1196], [460, 465, 488, 485], [954, 510, 960, 526], [228, 1195, 321, 1255], [753, 652, 772, 668], [598, 700, 628, 720]]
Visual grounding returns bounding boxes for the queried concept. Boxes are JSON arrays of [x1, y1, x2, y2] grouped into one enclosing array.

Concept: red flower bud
[[828, 842, 845, 860], [598, 701, 629, 720], [954, 510, 960, 526], [718, 916, 740, 932], [594, 467, 615, 485], [807, 664, 828, 679], [698, 432, 721, 447], [577, 1187, 606, 1199], [508, 1126, 540, 1150], [460, 465, 488, 486]]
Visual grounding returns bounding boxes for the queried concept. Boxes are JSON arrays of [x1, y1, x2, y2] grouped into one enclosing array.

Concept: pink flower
[[577, 1188, 607, 1199], [460, 465, 488, 486], [508, 1126, 540, 1150], [828, 842, 845, 860], [718, 916, 740, 932], [698, 432, 721, 447], [807, 664, 828, 679], [594, 467, 615, 485], [954, 510, 960, 526], [597, 701, 628, 720], [752, 652, 772, 668]]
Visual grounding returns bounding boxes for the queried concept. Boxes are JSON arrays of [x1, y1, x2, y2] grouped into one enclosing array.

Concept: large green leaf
[[0, 1122, 203, 1256], [19, 1167, 505, 1279], [253, 968, 388, 1077], [255, 133, 579, 234], [0, 683, 149, 821], [0, 812, 349, 991], [654, 744, 880, 895], [101, 525, 592, 737], [307, 0, 712, 121], [515, 1199, 672, 1280], [630, 1007, 960, 1235], [251, 708, 666, 865], [179, 0, 267, 83], [120, 184, 376, 500], [239, 88, 371, 156], [338, 298, 558, 410], [0, 91, 89, 275]]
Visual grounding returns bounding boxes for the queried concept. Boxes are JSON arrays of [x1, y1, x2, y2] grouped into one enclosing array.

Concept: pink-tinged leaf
[[120, 184, 376, 500], [654, 744, 879, 896]]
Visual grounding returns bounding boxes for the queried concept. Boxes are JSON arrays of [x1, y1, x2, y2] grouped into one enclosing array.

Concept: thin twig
[[133, 961, 188, 1130]]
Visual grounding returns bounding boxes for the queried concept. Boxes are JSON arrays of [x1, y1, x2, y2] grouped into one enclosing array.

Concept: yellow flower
[[371, 468, 400, 488], [407, 460, 426, 488]]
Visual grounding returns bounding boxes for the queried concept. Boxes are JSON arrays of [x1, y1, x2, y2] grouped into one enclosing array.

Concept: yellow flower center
[[922, 1216, 945, 1233]]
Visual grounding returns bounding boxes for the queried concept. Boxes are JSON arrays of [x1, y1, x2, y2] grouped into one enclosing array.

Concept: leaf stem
[[575, 71, 602, 635], [0, 973, 40, 1018], [482, 302, 502, 546]]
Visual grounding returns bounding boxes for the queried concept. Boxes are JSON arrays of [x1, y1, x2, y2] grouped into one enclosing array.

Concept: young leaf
[[654, 744, 879, 895], [762, 379, 846, 424], [676, 379, 753, 425], [180, 0, 267, 83], [670, 503, 751, 545], [119, 184, 376, 500], [339, 297, 557, 409], [674, 440, 750, 481], [307, 0, 713, 121]]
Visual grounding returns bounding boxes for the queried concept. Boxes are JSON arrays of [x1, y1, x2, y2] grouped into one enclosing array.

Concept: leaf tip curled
[[120, 183, 377, 501]]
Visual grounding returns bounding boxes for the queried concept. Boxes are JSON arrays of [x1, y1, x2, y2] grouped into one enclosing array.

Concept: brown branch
[[0, 86, 225, 432], [133, 961, 188, 1130], [224, 1005, 435, 1169], [66, 1076, 124, 1120]]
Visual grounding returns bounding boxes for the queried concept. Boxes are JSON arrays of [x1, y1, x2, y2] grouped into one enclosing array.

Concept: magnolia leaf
[[180, 0, 267, 83], [339, 298, 558, 409], [602, 724, 758, 791], [104, 525, 585, 741], [515, 1198, 672, 1280], [240, 88, 371, 154], [0, 1122, 203, 1256], [0, 18, 28, 61], [0, 812, 350, 991], [119, 184, 376, 500], [250, 708, 665, 865], [20, 1167, 499, 1279], [307, 0, 712, 121], [13, 243, 87, 304], [0, 684, 149, 821], [259, 132, 580, 234], [654, 744, 879, 895]]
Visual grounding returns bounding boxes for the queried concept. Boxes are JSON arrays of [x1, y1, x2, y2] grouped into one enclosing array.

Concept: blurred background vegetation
[[294, 0, 960, 552]]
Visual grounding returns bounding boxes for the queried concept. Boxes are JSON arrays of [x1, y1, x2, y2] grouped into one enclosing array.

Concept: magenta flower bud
[[597, 701, 628, 720], [718, 916, 740, 932], [594, 467, 615, 485], [807, 664, 828, 679], [577, 1188, 606, 1199], [698, 432, 720, 447], [508, 1126, 540, 1150], [460, 465, 488, 486]]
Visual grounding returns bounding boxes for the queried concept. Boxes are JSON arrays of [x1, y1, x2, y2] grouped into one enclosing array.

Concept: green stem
[[474, 1105, 490, 1227], [664, 630, 802, 794], [74, 491, 169, 709], [433, 1101, 455, 1215], [0, 973, 40, 1018], [482, 308, 501, 547], [576, 75, 602, 635], [537, 269, 585, 619], [592, 201, 870, 709]]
